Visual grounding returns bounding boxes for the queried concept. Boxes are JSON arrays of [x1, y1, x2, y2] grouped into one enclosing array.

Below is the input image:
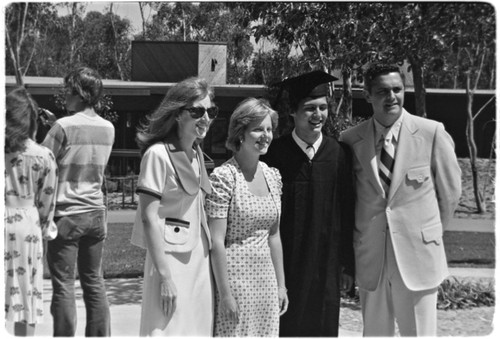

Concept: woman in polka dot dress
[[206, 98, 288, 337]]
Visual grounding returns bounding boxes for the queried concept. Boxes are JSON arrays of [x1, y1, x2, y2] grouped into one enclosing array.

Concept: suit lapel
[[165, 139, 202, 196], [387, 110, 421, 201], [352, 119, 385, 196]]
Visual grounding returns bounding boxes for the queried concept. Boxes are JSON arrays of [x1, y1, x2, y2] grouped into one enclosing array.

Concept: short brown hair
[[226, 98, 278, 152]]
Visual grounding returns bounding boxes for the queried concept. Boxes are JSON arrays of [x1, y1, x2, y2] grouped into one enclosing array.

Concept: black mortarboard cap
[[273, 70, 338, 107]]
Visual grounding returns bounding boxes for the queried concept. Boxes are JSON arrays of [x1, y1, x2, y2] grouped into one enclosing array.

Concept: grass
[[81, 224, 495, 279], [444, 231, 495, 268], [45, 158, 495, 279]]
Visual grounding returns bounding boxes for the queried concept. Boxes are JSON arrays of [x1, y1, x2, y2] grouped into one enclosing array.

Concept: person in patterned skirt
[[206, 98, 288, 337], [4, 87, 58, 336]]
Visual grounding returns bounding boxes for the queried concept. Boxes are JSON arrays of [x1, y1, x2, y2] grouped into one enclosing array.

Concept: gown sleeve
[[205, 164, 235, 219]]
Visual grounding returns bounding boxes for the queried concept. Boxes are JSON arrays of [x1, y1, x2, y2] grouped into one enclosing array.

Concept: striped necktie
[[378, 131, 396, 196]]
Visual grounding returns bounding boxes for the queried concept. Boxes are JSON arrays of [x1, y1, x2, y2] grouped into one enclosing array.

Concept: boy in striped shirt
[[43, 67, 115, 337]]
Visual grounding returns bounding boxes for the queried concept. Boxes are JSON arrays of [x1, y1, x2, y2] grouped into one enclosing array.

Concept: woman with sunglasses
[[206, 98, 288, 336], [131, 77, 218, 336]]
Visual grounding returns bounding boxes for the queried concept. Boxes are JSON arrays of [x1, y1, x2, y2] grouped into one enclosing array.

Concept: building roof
[[5, 75, 495, 98]]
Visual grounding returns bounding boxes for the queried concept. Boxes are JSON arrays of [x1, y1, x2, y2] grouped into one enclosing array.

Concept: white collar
[[292, 129, 323, 153], [373, 113, 404, 143]]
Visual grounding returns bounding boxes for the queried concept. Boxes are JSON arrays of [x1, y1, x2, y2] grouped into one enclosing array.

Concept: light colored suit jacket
[[340, 110, 461, 292]]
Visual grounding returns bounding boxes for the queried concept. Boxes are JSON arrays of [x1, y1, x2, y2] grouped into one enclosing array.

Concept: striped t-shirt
[[42, 111, 115, 217]]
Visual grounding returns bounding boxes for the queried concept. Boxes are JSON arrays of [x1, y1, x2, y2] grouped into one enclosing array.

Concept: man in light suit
[[340, 63, 461, 336]]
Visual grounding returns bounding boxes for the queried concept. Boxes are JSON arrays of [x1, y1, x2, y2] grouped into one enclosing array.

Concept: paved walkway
[[7, 266, 493, 337], [5, 210, 493, 337]]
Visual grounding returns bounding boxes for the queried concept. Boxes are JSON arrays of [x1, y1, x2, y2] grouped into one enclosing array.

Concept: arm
[[41, 123, 65, 160], [38, 150, 58, 240], [140, 193, 177, 320], [208, 217, 239, 322], [432, 124, 462, 229], [338, 142, 356, 290], [268, 222, 288, 315]]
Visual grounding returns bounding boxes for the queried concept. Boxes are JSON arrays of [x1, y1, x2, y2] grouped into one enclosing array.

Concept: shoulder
[[142, 143, 170, 166], [23, 140, 57, 166], [340, 119, 371, 143], [260, 161, 281, 180], [211, 158, 238, 179], [144, 142, 167, 155], [405, 113, 446, 140], [95, 115, 115, 129], [26, 139, 54, 157]]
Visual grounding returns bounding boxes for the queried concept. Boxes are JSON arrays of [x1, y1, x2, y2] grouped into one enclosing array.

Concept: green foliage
[[141, 2, 254, 84], [438, 277, 495, 310], [53, 89, 118, 123], [324, 114, 365, 141], [341, 277, 495, 310]]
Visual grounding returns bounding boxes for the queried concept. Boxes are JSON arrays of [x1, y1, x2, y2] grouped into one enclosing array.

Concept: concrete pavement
[[7, 265, 493, 337]]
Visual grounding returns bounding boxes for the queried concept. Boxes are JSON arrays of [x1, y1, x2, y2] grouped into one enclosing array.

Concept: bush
[[341, 277, 495, 310], [437, 277, 495, 310]]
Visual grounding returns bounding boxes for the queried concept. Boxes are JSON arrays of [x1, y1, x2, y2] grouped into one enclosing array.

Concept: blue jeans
[[47, 210, 111, 337]]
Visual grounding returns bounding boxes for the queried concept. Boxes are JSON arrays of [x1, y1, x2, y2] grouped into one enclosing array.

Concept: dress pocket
[[164, 218, 190, 245]]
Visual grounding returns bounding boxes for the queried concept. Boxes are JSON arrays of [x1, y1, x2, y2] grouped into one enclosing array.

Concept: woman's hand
[[278, 287, 289, 316], [160, 278, 177, 320], [220, 294, 240, 323]]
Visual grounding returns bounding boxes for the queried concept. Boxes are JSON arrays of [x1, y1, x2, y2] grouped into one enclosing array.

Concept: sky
[[57, 1, 273, 52], [57, 1, 157, 34]]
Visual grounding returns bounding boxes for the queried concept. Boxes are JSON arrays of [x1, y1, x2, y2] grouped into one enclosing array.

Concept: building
[[5, 75, 496, 176]]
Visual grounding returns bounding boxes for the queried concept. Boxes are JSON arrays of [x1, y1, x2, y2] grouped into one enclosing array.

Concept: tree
[[246, 2, 378, 125], [445, 3, 496, 214], [142, 2, 254, 84], [368, 3, 453, 117], [76, 10, 132, 79], [5, 2, 58, 84]]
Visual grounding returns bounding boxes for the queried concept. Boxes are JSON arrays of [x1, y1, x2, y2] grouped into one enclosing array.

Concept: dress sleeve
[[205, 165, 235, 219], [136, 145, 167, 200], [37, 148, 58, 240]]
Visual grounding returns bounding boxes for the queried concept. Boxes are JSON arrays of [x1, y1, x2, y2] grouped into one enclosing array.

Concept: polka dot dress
[[206, 158, 281, 337]]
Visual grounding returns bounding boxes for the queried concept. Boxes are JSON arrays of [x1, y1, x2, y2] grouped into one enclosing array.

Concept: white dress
[[206, 158, 282, 336], [131, 143, 213, 336], [4, 139, 58, 324]]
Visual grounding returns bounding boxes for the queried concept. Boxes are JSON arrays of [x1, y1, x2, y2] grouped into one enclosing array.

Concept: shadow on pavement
[[105, 278, 143, 306]]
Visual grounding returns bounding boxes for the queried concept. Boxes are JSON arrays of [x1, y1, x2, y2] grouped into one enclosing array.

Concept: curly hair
[[5, 87, 39, 153], [226, 97, 279, 153], [135, 77, 215, 155], [363, 63, 405, 93], [64, 67, 103, 107]]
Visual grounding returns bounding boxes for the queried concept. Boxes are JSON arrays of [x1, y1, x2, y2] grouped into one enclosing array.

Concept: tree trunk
[[341, 68, 353, 122], [465, 72, 486, 214], [109, 4, 126, 80], [409, 58, 427, 117]]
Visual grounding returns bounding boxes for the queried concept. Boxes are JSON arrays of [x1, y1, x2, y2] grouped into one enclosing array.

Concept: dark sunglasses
[[184, 106, 219, 119]]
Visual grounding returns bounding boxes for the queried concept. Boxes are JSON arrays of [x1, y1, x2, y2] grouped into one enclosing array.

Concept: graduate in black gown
[[261, 71, 355, 337]]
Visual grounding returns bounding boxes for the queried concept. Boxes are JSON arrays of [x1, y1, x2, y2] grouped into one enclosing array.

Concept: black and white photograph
[[2, 1, 496, 337]]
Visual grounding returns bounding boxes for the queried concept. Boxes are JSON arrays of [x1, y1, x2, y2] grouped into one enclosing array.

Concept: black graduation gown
[[261, 133, 355, 337]]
